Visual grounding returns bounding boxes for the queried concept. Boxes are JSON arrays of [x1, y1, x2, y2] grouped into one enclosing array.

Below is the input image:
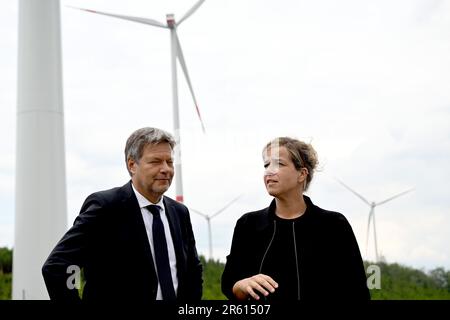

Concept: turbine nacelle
[[166, 14, 176, 28]]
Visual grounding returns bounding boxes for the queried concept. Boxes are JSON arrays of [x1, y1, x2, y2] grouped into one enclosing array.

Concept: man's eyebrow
[[146, 156, 173, 161], [145, 156, 162, 160]]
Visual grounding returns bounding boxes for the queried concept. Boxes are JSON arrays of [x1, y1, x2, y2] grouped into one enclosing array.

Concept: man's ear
[[128, 157, 136, 175]]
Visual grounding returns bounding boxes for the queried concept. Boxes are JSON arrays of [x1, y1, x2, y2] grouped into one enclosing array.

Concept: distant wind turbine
[[190, 194, 243, 261], [336, 178, 414, 262], [70, 0, 207, 203]]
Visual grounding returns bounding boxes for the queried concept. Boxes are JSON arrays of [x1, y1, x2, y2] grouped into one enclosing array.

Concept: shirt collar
[[131, 183, 164, 210]]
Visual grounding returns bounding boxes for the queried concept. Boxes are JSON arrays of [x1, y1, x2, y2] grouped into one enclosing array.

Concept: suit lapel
[[163, 198, 185, 273], [121, 181, 157, 277]]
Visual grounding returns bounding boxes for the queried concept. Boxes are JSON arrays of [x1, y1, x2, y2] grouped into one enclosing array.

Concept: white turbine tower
[[190, 195, 243, 261], [14, 0, 67, 299], [336, 179, 414, 262], [70, 0, 207, 203]]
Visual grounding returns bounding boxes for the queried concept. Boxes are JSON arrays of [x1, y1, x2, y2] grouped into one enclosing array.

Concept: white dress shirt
[[132, 184, 178, 300]]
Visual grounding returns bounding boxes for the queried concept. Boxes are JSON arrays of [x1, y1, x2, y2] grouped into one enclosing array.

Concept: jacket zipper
[[292, 222, 301, 300], [258, 220, 277, 274]]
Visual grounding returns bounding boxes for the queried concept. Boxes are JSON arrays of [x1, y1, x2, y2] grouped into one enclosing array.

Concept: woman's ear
[[297, 171, 304, 183], [298, 167, 308, 180], [298, 168, 309, 189]]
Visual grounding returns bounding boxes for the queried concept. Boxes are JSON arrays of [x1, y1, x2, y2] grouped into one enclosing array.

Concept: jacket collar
[[163, 197, 183, 261], [266, 194, 315, 222]]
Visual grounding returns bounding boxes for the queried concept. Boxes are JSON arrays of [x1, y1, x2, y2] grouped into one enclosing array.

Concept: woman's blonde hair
[[263, 137, 318, 191]]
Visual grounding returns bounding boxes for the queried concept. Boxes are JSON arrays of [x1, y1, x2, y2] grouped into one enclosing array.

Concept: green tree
[[0, 247, 13, 274], [429, 267, 448, 289], [200, 256, 226, 300]]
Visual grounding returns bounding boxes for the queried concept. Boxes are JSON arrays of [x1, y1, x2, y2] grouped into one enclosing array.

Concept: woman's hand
[[232, 274, 278, 300]]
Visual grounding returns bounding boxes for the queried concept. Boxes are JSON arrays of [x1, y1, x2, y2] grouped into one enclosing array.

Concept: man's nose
[[160, 161, 172, 172]]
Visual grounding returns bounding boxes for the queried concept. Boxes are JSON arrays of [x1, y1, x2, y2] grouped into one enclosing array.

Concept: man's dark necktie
[[147, 205, 176, 301]]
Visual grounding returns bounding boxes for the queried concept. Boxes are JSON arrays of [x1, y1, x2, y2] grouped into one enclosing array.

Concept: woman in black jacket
[[221, 137, 370, 301]]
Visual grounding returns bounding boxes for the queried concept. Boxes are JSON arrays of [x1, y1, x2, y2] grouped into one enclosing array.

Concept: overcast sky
[[1, 0, 450, 271]]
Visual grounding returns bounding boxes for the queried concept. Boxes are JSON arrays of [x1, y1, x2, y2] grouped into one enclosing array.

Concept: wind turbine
[[336, 179, 414, 262], [14, 0, 67, 299], [189, 194, 243, 261], [70, 0, 207, 203]]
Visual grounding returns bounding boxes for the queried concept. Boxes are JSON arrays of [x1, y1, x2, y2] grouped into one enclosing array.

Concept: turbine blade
[[174, 30, 206, 133], [68, 6, 168, 28], [210, 194, 244, 219], [376, 188, 415, 206], [189, 208, 208, 218], [178, 0, 206, 25], [335, 178, 371, 206]]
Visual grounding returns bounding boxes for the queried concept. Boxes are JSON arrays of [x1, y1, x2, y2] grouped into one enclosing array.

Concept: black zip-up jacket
[[221, 195, 370, 301]]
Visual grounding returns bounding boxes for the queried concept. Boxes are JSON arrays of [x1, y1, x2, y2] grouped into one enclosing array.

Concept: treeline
[[1, 247, 450, 300], [364, 261, 450, 299], [0, 247, 12, 299], [201, 258, 450, 299]]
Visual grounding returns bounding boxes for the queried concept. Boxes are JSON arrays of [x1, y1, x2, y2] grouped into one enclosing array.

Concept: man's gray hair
[[125, 127, 176, 176]]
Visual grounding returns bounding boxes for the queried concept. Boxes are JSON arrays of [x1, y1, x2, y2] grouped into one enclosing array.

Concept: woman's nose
[[264, 164, 279, 176]]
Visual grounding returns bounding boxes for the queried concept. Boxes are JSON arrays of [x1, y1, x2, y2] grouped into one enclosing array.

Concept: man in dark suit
[[42, 127, 203, 301]]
